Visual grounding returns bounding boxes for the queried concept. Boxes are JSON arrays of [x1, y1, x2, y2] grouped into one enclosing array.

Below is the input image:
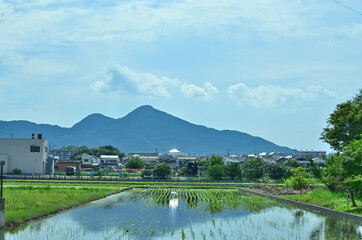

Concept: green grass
[[4, 185, 123, 225], [282, 189, 362, 216]]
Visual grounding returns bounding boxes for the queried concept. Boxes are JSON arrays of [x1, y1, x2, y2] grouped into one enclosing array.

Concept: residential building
[[74, 153, 100, 166], [0, 134, 48, 175], [48, 148, 77, 161], [298, 150, 326, 158], [58, 160, 81, 172], [128, 153, 158, 166], [100, 155, 120, 166]]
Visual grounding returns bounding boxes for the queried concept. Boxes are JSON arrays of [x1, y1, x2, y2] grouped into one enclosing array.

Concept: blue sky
[[1, 0, 361, 152]]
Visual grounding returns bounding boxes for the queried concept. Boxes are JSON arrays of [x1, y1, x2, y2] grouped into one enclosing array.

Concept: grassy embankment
[[4, 185, 124, 227], [282, 189, 362, 216]]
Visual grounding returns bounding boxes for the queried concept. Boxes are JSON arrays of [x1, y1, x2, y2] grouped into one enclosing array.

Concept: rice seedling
[[171, 227, 175, 237]]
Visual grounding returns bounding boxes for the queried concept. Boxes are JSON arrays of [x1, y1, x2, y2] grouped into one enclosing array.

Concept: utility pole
[[0, 161, 5, 227]]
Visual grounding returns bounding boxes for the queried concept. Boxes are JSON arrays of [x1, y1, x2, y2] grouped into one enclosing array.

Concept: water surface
[[3, 189, 361, 240]]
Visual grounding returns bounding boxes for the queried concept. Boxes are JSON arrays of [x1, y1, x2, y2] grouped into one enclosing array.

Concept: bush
[[12, 168, 21, 175], [284, 167, 314, 192], [207, 164, 225, 180]]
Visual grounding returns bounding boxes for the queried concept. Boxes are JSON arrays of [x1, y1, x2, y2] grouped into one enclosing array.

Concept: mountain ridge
[[0, 105, 293, 154]]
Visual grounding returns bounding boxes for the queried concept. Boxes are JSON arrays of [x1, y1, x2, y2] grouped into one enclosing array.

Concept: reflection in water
[[169, 198, 178, 209], [2, 189, 361, 240]]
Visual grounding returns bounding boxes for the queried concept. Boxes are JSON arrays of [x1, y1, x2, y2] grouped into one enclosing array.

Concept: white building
[[0, 134, 48, 175], [100, 155, 120, 166], [76, 153, 100, 165], [298, 150, 326, 158]]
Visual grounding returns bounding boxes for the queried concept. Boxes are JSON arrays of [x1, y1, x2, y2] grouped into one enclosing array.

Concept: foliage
[[60, 145, 79, 151], [208, 154, 224, 166], [225, 163, 241, 179], [12, 168, 21, 175], [285, 167, 313, 191], [71, 145, 125, 159], [4, 186, 121, 224], [308, 157, 325, 180], [284, 159, 302, 168], [181, 166, 188, 176], [241, 158, 265, 180], [125, 156, 145, 169], [154, 163, 171, 179], [207, 164, 225, 180], [267, 162, 292, 180], [322, 139, 362, 206], [321, 89, 362, 151], [197, 159, 208, 167], [284, 189, 362, 216], [141, 169, 153, 178]]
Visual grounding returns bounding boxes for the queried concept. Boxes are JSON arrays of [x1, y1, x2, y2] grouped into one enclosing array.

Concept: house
[[127, 153, 158, 166], [74, 153, 100, 166], [297, 150, 326, 158], [100, 155, 120, 166], [58, 160, 81, 172], [0, 134, 48, 175], [296, 158, 310, 168], [48, 148, 77, 160], [158, 154, 177, 169], [177, 156, 197, 169], [312, 157, 326, 165], [223, 156, 239, 165]]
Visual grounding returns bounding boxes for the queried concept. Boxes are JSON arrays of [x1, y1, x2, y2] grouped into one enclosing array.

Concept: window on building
[[30, 145, 41, 152]]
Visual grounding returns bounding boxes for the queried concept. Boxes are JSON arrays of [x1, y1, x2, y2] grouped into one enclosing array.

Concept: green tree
[[197, 159, 208, 167], [285, 167, 313, 194], [125, 156, 145, 169], [323, 139, 362, 207], [242, 158, 265, 180], [71, 145, 125, 159], [181, 166, 188, 176], [267, 162, 292, 180], [207, 164, 225, 180], [208, 155, 224, 166], [225, 162, 241, 179], [321, 89, 362, 151], [154, 163, 171, 179]]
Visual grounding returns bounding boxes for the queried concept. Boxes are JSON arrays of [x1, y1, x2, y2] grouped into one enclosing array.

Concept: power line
[[330, 0, 362, 16]]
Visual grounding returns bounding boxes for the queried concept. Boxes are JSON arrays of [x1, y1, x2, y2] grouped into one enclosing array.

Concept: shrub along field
[[282, 189, 362, 216], [4, 185, 123, 227]]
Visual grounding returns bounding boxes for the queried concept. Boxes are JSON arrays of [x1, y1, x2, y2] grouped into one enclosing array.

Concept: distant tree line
[[70, 145, 125, 159]]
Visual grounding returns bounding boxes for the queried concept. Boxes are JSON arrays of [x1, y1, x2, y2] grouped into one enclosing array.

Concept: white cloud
[[181, 82, 218, 101], [228, 83, 336, 108], [0, 0, 311, 55], [2, 54, 71, 75], [317, 23, 362, 46], [92, 63, 180, 97]]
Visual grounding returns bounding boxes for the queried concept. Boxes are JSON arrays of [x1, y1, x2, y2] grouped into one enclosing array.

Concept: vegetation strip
[[238, 188, 362, 224], [4, 179, 255, 187], [5, 187, 132, 230]]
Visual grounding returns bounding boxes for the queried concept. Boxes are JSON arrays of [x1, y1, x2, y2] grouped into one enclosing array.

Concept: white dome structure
[[169, 148, 180, 153]]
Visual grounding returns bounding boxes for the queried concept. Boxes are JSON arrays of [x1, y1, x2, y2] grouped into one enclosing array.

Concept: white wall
[[0, 138, 48, 175]]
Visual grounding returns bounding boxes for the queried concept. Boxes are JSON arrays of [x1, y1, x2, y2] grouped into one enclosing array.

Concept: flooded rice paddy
[[3, 189, 362, 240]]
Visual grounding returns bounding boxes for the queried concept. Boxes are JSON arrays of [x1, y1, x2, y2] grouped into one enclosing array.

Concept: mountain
[[0, 105, 293, 154]]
